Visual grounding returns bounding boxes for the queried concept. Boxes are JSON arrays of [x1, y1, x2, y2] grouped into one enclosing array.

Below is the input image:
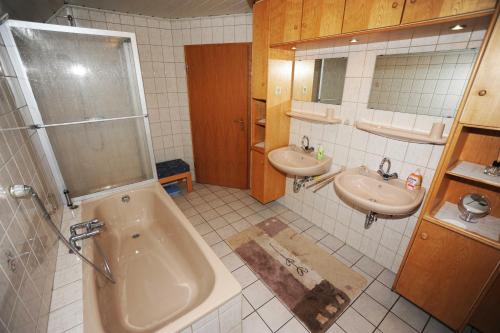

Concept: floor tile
[[278, 210, 301, 222], [210, 241, 232, 258], [277, 318, 308, 333], [216, 205, 233, 215], [379, 312, 418, 333], [237, 206, 255, 218], [188, 214, 205, 226], [257, 298, 292, 332], [391, 298, 430, 332], [326, 323, 346, 333], [352, 266, 374, 289], [245, 213, 265, 225], [217, 225, 238, 239], [305, 226, 328, 240], [352, 293, 388, 326], [232, 265, 257, 288], [423, 318, 453, 333], [223, 212, 242, 223], [337, 308, 375, 333], [242, 296, 254, 318], [228, 200, 246, 210], [332, 253, 353, 267], [292, 218, 313, 231], [194, 222, 213, 236], [202, 231, 222, 246], [320, 234, 344, 252], [232, 219, 252, 232], [377, 269, 396, 288], [201, 209, 219, 221], [242, 312, 271, 333], [365, 281, 399, 309], [336, 245, 363, 265], [221, 252, 244, 272], [355, 256, 384, 278], [207, 217, 228, 229], [243, 280, 274, 309]]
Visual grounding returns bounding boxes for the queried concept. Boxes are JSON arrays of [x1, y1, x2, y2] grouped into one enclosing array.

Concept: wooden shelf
[[432, 201, 500, 244], [253, 142, 265, 153], [286, 111, 342, 124], [447, 161, 500, 188], [256, 118, 266, 127], [355, 121, 448, 145]]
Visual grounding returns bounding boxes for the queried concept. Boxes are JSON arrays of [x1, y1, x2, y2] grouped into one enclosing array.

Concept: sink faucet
[[377, 157, 398, 181], [69, 218, 104, 251], [301, 135, 314, 153]]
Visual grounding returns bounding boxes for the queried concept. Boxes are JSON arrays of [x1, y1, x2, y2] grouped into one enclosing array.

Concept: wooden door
[[185, 44, 250, 188], [252, 0, 270, 100], [269, 0, 303, 44], [402, 0, 497, 24], [342, 0, 405, 33], [301, 0, 346, 39], [395, 220, 499, 330], [461, 13, 500, 128]]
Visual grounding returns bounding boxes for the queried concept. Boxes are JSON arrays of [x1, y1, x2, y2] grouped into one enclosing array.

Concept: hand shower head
[[9, 185, 34, 199]]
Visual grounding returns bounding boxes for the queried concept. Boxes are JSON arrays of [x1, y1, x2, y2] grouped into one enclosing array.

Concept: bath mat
[[227, 218, 367, 333]]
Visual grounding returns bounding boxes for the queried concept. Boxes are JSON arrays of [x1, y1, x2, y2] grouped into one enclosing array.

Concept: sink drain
[[132, 233, 140, 239]]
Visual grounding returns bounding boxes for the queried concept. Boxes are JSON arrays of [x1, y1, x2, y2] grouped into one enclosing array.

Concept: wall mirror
[[368, 49, 478, 117], [292, 57, 347, 105]]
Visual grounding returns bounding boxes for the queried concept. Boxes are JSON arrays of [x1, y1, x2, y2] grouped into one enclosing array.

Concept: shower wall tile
[[0, 33, 64, 333], [283, 19, 487, 273], [48, 5, 253, 178]]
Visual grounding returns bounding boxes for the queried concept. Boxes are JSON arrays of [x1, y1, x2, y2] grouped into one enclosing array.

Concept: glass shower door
[[3, 22, 155, 199]]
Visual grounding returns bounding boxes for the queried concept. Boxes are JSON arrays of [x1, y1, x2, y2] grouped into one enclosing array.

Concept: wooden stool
[[156, 159, 193, 193]]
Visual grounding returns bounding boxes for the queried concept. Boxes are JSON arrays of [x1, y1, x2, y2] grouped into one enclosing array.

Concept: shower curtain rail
[[30, 114, 148, 129]]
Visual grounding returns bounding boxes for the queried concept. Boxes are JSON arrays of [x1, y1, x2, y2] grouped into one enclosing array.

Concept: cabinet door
[[250, 149, 265, 200], [395, 220, 499, 330], [301, 0, 346, 39], [342, 0, 405, 33], [402, 0, 497, 24], [252, 0, 270, 100], [461, 14, 500, 128], [269, 0, 303, 44]]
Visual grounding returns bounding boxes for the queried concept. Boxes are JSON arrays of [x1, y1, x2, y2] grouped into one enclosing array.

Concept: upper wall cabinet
[[301, 0, 346, 39], [252, 0, 270, 100], [342, 0, 405, 33], [461, 9, 500, 128], [402, 0, 497, 24], [269, 0, 303, 44]]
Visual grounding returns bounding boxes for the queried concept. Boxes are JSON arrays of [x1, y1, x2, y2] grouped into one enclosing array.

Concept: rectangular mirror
[[368, 49, 478, 117], [293, 57, 347, 105]]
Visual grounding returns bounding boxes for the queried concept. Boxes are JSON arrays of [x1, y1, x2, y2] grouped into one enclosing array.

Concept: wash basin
[[334, 166, 425, 215], [267, 145, 332, 177]]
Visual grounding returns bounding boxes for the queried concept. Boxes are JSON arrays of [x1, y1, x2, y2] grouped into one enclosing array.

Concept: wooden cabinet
[[461, 10, 500, 128], [342, 0, 405, 33], [252, 0, 270, 100], [269, 0, 303, 44], [395, 220, 499, 330], [402, 0, 497, 24], [300, 0, 346, 39], [251, 150, 265, 199]]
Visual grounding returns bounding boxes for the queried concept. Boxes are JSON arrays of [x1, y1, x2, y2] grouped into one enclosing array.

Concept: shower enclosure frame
[[0, 20, 158, 202]]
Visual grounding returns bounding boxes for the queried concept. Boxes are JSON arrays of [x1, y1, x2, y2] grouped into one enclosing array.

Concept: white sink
[[267, 145, 332, 177], [334, 166, 425, 215]]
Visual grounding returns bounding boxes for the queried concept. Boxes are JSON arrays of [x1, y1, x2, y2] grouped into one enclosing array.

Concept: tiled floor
[[173, 183, 456, 333]]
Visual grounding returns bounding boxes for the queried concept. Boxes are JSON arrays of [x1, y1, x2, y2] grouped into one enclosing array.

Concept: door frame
[[184, 43, 251, 188], [0, 19, 158, 202]]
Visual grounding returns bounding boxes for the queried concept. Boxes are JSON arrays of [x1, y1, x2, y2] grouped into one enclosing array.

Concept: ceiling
[[0, 0, 252, 22]]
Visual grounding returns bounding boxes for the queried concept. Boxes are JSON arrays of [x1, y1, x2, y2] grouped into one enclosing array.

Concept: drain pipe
[[365, 211, 377, 229]]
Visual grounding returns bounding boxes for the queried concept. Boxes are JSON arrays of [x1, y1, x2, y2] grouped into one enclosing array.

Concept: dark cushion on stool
[[156, 159, 190, 179]]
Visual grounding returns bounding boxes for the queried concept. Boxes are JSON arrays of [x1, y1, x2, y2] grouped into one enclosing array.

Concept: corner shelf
[[446, 160, 500, 188], [355, 121, 448, 145], [286, 111, 342, 124], [256, 118, 266, 127], [253, 141, 265, 153]]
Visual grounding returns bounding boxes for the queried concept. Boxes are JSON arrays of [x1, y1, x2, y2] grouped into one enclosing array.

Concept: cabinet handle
[[294, 24, 298, 30], [478, 89, 487, 96], [392, 2, 398, 8], [420, 232, 428, 240]]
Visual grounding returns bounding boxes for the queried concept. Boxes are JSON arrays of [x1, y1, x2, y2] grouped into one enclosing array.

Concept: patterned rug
[[227, 218, 367, 333]]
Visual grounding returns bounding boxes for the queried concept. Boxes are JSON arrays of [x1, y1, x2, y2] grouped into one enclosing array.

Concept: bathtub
[[80, 182, 241, 333]]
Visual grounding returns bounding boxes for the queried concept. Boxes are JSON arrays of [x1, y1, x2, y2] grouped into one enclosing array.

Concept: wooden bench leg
[[186, 172, 193, 192]]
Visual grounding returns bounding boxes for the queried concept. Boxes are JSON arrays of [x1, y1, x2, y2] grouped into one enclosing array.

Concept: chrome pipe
[[9, 185, 116, 283]]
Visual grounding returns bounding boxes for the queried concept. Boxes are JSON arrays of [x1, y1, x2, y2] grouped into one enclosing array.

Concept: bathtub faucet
[[69, 219, 104, 251]]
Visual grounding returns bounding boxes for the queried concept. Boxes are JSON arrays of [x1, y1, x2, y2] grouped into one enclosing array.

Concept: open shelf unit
[[355, 121, 448, 145], [286, 110, 342, 124]]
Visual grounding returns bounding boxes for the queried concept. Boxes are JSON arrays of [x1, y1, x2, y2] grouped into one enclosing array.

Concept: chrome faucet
[[377, 157, 398, 181], [69, 218, 104, 251], [301, 135, 314, 153]]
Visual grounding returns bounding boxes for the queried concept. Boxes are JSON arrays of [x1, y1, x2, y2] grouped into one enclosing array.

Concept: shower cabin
[[0, 20, 157, 202]]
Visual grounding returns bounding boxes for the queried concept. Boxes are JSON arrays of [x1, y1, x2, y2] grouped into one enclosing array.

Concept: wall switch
[[275, 86, 282, 96]]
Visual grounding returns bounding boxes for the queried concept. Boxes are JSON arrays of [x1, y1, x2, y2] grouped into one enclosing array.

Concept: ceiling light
[[450, 24, 466, 31], [350, 38, 358, 43], [291, 46, 297, 50]]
